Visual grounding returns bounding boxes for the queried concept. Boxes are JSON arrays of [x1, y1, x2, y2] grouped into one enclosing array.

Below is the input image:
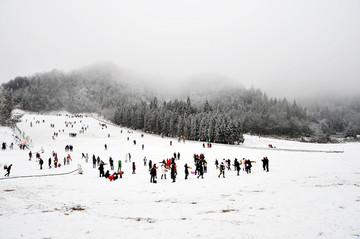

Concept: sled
[[191, 171, 195, 174]]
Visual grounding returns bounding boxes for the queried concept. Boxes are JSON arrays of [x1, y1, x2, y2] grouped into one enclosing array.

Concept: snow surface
[[0, 113, 359, 239]]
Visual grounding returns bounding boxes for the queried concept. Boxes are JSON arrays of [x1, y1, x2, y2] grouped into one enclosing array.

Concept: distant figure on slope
[[29, 151, 32, 161], [48, 158, 52, 169], [4, 164, 12, 177], [197, 161, 204, 179], [104, 144, 107, 150], [218, 162, 225, 178], [143, 156, 147, 166]]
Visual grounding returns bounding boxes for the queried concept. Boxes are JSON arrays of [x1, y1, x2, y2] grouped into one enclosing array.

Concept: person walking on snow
[[150, 164, 158, 183], [171, 163, 177, 183], [109, 157, 114, 170], [184, 163, 190, 180], [4, 164, 12, 177], [39, 158, 44, 170], [48, 158, 52, 169]]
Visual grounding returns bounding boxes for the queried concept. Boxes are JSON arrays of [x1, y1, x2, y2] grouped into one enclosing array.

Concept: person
[[197, 160, 204, 179], [148, 160, 152, 171], [215, 159, 219, 169], [184, 163, 190, 179], [118, 159, 122, 172], [142, 144, 144, 150], [171, 163, 177, 183], [104, 144, 107, 150], [10, 143, 13, 150], [97, 156, 100, 166], [104, 170, 110, 178], [85, 153, 89, 163], [150, 164, 158, 183], [161, 163, 167, 179], [2, 142, 6, 150], [93, 155, 96, 168], [227, 159, 231, 170], [234, 158, 241, 176], [109, 157, 114, 170], [128, 153, 131, 162], [245, 159, 254, 174], [262, 157, 269, 172], [218, 162, 225, 178], [143, 156, 147, 166], [54, 157, 58, 168], [132, 162, 136, 174], [170, 141, 172, 146], [48, 158, 52, 169], [98, 163, 104, 177], [177, 152, 180, 160], [39, 158, 44, 170], [29, 151, 32, 161], [4, 164, 12, 177], [203, 160, 207, 173]]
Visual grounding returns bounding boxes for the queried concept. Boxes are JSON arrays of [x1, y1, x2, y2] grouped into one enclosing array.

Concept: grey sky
[[1, 0, 359, 98]]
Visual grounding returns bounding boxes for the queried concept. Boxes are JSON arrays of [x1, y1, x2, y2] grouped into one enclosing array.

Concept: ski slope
[[0, 112, 359, 239]]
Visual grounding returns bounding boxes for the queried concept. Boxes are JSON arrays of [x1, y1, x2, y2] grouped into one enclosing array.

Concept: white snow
[[0, 112, 359, 239]]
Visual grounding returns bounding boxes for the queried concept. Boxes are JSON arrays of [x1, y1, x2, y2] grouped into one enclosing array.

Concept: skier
[[109, 157, 114, 170], [150, 164, 158, 183], [184, 163, 190, 179], [132, 162, 136, 174], [4, 164, 12, 177], [171, 163, 177, 183], [218, 162, 225, 178]]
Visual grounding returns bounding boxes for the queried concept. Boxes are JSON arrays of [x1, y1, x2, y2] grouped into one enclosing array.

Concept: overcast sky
[[1, 0, 359, 98]]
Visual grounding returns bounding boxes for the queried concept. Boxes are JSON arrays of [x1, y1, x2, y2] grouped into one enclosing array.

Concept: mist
[[1, 0, 359, 99]]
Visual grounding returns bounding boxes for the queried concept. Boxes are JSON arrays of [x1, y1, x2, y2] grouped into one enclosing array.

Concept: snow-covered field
[[0, 112, 359, 239]]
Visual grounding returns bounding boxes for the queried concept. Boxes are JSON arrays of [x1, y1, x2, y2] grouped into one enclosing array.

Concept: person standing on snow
[[234, 158, 241, 176], [92, 155, 96, 168], [215, 159, 219, 169], [184, 163, 190, 180], [29, 151, 32, 161], [148, 160, 152, 172], [161, 163, 167, 180], [143, 156, 147, 166], [39, 158, 44, 170], [218, 162, 225, 178], [132, 162, 136, 174], [48, 158, 52, 169], [150, 164, 158, 183], [118, 159, 122, 172], [109, 157, 114, 170], [262, 157, 269, 172], [98, 163, 104, 177], [171, 163, 177, 183]]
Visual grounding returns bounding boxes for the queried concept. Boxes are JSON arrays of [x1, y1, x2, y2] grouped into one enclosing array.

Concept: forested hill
[[2, 64, 360, 142]]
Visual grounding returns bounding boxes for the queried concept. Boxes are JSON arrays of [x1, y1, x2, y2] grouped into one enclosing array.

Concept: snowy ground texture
[[1, 112, 359, 239]]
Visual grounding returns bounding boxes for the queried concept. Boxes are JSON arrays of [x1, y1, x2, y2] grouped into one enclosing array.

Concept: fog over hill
[[1, 62, 360, 141]]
